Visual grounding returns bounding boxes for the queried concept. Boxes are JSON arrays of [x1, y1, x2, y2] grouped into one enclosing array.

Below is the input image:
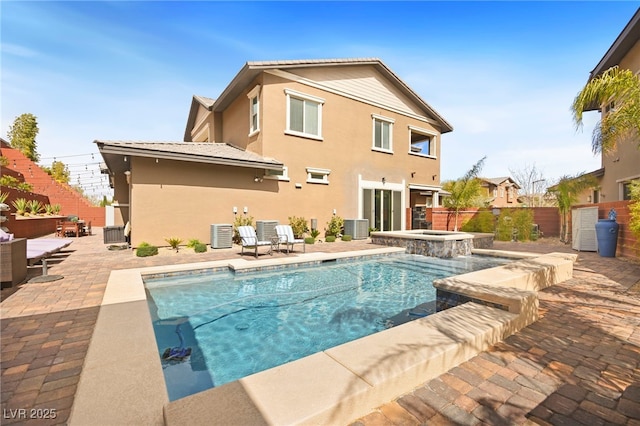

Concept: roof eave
[[212, 58, 454, 133], [589, 8, 640, 79], [95, 142, 283, 172]]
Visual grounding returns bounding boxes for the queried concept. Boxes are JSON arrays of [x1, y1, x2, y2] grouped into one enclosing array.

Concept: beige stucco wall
[[258, 72, 441, 191], [191, 105, 214, 142], [128, 156, 364, 247], [597, 39, 640, 202], [128, 66, 447, 246]]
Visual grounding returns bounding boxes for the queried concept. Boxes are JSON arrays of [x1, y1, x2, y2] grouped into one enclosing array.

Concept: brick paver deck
[[1, 230, 639, 425]]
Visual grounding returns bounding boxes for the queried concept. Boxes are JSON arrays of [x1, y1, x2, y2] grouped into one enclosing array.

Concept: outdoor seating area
[[56, 217, 91, 238], [237, 225, 274, 258], [238, 224, 306, 257], [26, 238, 73, 281], [0, 229, 73, 288], [275, 224, 305, 254]]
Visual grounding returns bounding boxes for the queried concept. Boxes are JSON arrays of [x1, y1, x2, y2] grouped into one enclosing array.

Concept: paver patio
[[1, 229, 639, 425]]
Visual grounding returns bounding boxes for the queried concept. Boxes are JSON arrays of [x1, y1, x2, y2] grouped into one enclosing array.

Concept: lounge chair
[[237, 226, 273, 258], [27, 238, 73, 276], [274, 225, 305, 254]]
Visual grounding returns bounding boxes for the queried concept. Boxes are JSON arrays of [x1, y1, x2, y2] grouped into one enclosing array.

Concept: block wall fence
[[411, 203, 638, 262]]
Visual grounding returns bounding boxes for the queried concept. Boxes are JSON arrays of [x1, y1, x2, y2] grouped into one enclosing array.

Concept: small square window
[[264, 166, 289, 181], [306, 167, 330, 184]]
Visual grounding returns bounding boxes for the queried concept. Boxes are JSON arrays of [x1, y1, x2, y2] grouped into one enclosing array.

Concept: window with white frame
[[285, 89, 324, 139], [264, 166, 289, 181], [372, 114, 394, 152], [247, 85, 261, 136], [408, 126, 437, 157], [306, 167, 330, 184]]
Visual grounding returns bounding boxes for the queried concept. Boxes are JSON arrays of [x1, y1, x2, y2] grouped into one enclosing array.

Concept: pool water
[[144, 254, 509, 401]]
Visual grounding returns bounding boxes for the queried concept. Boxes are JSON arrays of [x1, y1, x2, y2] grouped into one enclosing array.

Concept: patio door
[[362, 189, 402, 231]]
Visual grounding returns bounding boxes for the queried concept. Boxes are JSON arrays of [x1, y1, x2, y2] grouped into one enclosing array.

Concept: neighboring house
[[478, 177, 521, 208], [578, 8, 640, 204], [98, 58, 453, 247]]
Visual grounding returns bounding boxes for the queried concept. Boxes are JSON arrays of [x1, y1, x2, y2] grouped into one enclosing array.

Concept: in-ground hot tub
[[371, 229, 492, 257]]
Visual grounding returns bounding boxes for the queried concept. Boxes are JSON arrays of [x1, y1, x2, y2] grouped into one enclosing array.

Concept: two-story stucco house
[[478, 177, 521, 208], [578, 8, 640, 203], [97, 58, 453, 247]]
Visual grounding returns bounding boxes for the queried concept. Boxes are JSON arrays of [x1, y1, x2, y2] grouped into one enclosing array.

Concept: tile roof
[[95, 141, 283, 171]]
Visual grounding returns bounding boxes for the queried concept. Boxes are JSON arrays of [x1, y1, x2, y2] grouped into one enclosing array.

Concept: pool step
[[162, 302, 520, 426]]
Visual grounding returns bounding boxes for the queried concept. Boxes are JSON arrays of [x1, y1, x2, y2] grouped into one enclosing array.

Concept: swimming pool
[[144, 253, 509, 401]]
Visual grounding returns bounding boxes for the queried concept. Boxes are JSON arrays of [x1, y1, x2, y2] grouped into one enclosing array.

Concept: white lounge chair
[[275, 225, 305, 254], [237, 226, 273, 258]]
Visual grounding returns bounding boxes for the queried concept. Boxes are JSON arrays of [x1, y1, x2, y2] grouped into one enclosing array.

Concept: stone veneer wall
[[371, 235, 473, 258], [371, 233, 494, 258], [470, 233, 494, 249]]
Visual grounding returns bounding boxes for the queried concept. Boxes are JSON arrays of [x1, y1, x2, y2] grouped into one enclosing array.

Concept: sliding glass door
[[362, 189, 402, 231]]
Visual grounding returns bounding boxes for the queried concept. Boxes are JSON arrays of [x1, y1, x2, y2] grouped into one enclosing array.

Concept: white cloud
[[1, 42, 38, 57]]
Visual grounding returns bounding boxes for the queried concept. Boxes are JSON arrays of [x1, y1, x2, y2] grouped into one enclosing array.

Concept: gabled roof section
[[95, 140, 283, 175], [200, 58, 453, 133], [184, 95, 216, 141], [479, 177, 521, 189], [589, 8, 640, 80]]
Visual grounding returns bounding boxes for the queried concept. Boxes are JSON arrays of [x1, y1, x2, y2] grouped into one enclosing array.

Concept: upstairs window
[[247, 85, 261, 136], [285, 89, 324, 140], [408, 126, 437, 158], [372, 114, 394, 152]]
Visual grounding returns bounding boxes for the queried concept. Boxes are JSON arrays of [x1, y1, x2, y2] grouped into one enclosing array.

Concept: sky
[[2, 1, 638, 200]]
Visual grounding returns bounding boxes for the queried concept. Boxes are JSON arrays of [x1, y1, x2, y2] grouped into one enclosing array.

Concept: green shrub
[[11, 198, 28, 215], [325, 235, 336, 243], [341, 235, 352, 242], [304, 237, 315, 244], [461, 210, 495, 233], [136, 245, 158, 257], [233, 215, 254, 243], [165, 237, 183, 250], [26, 200, 43, 215], [187, 239, 202, 248], [513, 209, 533, 241], [194, 243, 207, 253], [310, 229, 320, 239], [495, 209, 534, 241], [288, 216, 309, 238], [138, 241, 150, 247], [325, 216, 344, 237]]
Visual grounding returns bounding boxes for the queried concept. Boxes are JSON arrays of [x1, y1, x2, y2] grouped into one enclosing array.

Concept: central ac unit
[[211, 224, 233, 249], [256, 220, 279, 241], [344, 219, 369, 240]]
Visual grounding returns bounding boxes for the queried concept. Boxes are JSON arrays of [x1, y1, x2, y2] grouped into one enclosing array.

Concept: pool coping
[[68, 247, 577, 425]]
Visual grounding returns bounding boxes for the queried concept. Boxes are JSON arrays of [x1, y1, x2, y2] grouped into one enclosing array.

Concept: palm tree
[[441, 156, 486, 231], [548, 174, 598, 243], [572, 66, 640, 154]]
